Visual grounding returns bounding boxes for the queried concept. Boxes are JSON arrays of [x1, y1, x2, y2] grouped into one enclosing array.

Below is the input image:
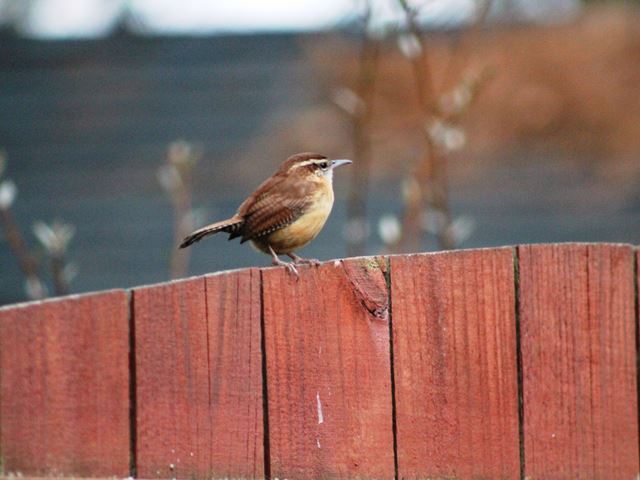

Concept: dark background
[[2, 2, 640, 305]]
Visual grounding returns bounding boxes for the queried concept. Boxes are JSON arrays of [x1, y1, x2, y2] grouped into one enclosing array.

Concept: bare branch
[[159, 140, 202, 279], [395, 0, 494, 252], [1, 208, 43, 296], [33, 220, 76, 296], [395, 0, 454, 251], [344, 1, 381, 257], [439, 0, 494, 93]]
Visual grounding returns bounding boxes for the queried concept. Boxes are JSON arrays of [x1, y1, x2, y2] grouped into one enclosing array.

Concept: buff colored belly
[[252, 189, 334, 254]]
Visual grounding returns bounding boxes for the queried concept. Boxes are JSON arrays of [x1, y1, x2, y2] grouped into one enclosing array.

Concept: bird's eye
[[319, 161, 328, 169]]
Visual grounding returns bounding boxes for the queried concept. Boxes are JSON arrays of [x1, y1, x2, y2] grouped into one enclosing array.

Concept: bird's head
[[279, 152, 352, 184]]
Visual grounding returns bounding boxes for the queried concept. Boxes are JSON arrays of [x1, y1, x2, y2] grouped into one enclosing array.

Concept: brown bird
[[179, 152, 352, 275]]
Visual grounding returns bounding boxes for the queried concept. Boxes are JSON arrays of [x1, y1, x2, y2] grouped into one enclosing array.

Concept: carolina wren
[[179, 152, 352, 275]]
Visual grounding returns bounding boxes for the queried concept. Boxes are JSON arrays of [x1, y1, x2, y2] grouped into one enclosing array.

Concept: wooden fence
[[0, 243, 638, 479]]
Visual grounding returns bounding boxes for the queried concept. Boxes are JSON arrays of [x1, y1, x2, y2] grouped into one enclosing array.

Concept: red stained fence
[[0, 243, 638, 479]]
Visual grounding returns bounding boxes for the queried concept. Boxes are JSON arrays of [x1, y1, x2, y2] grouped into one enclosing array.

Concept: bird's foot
[[273, 258, 299, 277], [288, 253, 321, 266], [269, 246, 299, 277]]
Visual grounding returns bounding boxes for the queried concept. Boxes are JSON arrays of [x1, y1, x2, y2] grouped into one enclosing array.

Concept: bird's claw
[[269, 246, 305, 277], [299, 258, 321, 266], [288, 253, 321, 267], [271, 256, 299, 277], [283, 262, 299, 277]]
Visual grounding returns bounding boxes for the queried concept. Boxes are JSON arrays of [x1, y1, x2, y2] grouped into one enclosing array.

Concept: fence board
[[205, 270, 263, 478], [0, 291, 130, 476], [1, 244, 639, 480], [262, 258, 395, 479], [134, 277, 209, 478], [134, 270, 262, 479], [390, 248, 520, 479], [518, 243, 639, 478]]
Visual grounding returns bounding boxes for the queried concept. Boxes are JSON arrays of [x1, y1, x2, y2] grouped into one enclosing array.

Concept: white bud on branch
[[62, 262, 79, 284], [426, 119, 466, 152], [157, 164, 182, 193], [378, 214, 402, 245], [397, 32, 422, 59], [168, 140, 198, 168], [32, 220, 75, 256], [439, 84, 473, 117], [24, 275, 47, 300], [420, 210, 448, 235], [447, 215, 476, 244], [0, 180, 17, 210], [332, 87, 366, 118]]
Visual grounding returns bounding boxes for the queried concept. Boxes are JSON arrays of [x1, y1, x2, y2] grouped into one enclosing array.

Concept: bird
[[179, 152, 352, 276]]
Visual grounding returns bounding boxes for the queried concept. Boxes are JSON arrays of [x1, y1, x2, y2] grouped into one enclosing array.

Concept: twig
[[169, 171, 192, 279], [51, 253, 68, 296], [0, 160, 48, 300], [158, 141, 201, 279], [0, 208, 46, 298], [344, 2, 381, 257], [395, 0, 494, 252], [32, 220, 76, 298], [1, 155, 77, 300], [396, 0, 454, 251], [438, 0, 494, 94]]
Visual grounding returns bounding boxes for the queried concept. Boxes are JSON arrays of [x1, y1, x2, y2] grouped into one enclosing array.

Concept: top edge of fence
[[1, 242, 636, 311], [0, 288, 126, 313]]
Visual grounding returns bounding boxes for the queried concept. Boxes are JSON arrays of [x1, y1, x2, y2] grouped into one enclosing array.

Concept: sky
[[2, 0, 580, 39]]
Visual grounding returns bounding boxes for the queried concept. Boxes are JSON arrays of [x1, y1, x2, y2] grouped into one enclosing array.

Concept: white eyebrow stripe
[[289, 159, 325, 170]]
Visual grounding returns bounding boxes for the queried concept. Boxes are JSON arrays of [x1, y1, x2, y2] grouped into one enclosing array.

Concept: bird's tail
[[179, 216, 243, 248]]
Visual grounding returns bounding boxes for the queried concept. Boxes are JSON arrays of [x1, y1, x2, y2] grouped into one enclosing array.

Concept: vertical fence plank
[[2, 244, 637, 480], [390, 248, 520, 479], [134, 277, 210, 478], [262, 258, 395, 479], [519, 243, 639, 478], [205, 269, 263, 478], [0, 290, 130, 476], [134, 270, 263, 479]]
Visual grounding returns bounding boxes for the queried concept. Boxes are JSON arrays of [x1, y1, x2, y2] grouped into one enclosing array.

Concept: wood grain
[[390, 248, 520, 479], [519, 243, 638, 479], [0, 290, 130, 476], [134, 277, 209, 478], [262, 258, 395, 479], [205, 269, 263, 478], [2, 244, 638, 480], [134, 269, 263, 479]]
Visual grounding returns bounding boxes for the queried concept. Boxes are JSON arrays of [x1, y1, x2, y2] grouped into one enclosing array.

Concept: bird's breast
[[255, 183, 334, 254]]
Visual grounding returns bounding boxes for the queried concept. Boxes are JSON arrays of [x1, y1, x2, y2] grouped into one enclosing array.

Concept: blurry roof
[[0, 0, 580, 40]]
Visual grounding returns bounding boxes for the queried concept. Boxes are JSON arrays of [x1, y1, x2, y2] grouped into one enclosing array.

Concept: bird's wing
[[234, 174, 313, 243]]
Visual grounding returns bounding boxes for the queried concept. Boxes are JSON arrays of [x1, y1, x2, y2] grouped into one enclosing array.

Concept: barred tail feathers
[[179, 216, 243, 248]]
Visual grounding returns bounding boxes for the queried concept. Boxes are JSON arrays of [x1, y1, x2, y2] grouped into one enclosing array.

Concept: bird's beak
[[330, 159, 352, 169]]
